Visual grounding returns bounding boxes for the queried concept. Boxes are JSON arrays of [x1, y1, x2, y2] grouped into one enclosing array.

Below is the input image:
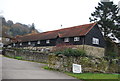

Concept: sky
[[0, 0, 119, 32]]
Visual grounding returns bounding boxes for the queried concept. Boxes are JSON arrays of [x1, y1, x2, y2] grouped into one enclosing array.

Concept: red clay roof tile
[[15, 23, 97, 42]]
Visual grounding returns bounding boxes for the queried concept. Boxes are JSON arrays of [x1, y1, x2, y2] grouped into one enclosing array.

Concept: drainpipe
[[82, 37, 85, 50]]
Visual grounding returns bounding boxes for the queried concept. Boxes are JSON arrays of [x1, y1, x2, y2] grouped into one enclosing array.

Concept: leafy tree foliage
[[29, 23, 39, 33], [7, 20, 13, 27], [89, 1, 120, 38], [2, 17, 39, 37], [30, 23, 35, 30]]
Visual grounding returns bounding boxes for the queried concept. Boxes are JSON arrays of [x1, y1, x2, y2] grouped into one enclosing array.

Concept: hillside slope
[[2, 17, 39, 37]]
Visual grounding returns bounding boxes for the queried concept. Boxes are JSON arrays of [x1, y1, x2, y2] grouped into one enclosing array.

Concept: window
[[20, 43, 22, 46], [6, 38, 10, 41], [37, 41, 40, 44], [0, 43, 3, 47], [74, 37, 79, 41], [46, 40, 50, 44], [64, 38, 69, 42], [0, 37, 2, 40], [92, 37, 99, 45], [28, 42, 31, 45], [13, 43, 15, 46]]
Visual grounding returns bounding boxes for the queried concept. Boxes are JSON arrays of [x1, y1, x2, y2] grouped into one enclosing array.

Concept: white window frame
[[64, 38, 69, 42], [74, 37, 80, 41], [46, 40, 50, 44], [37, 41, 40, 44], [92, 37, 99, 45], [28, 41, 31, 45]]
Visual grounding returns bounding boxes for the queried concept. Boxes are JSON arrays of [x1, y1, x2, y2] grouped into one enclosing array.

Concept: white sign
[[72, 64, 82, 73]]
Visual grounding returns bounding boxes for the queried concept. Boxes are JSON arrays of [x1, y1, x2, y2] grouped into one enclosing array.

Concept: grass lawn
[[43, 66, 120, 81], [65, 72, 120, 81]]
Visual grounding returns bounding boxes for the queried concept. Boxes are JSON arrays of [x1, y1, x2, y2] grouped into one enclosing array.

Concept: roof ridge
[[58, 23, 96, 31], [37, 22, 96, 34]]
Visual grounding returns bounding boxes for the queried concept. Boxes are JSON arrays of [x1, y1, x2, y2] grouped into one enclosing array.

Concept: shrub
[[54, 48, 86, 57], [107, 52, 118, 59]]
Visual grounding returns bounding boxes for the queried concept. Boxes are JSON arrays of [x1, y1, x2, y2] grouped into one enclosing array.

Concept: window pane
[[92, 37, 99, 45], [20, 43, 22, 46], [46, 40, 50, 44], [64, 38, 69, 42], [28, 42, 31, 45], [74, 37, 79, 41], [37, 41, 40, 44]]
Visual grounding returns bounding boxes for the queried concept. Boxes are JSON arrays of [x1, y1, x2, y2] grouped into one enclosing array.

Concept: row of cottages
[[10, 23, 105, 57]]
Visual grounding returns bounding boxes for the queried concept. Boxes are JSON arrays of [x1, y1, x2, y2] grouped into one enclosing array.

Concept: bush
[[106, 52, 118, 59], [54, 48, 86, 57]]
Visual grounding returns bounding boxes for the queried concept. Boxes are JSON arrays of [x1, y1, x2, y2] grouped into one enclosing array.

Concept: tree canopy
[[89, 1, 120, 39]]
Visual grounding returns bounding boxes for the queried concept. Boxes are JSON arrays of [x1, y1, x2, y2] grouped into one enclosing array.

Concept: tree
[[89, 1, 120, 38], [30, 23, 35, 30], [29, 23, 39, 33], [7, 20, 13, 27]]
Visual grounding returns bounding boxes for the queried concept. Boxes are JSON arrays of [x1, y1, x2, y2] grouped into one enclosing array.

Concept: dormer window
[[28, 41, 31, 45], [92, 37, 99, 45], [46, 40, 50, 44], [37, 41, 40, 44], [20, 43, 22, 46], [74, 37, 79, 41], [64, 38, 69, 42]]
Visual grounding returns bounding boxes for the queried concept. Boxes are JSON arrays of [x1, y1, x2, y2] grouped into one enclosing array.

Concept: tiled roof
[[15, 23, 97, 42]]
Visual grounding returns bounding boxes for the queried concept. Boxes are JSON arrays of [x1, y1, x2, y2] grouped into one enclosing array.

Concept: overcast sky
[[0, 0, 119, 32]]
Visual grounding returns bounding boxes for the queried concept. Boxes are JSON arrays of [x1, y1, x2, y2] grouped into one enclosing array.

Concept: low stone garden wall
[[4, 48, 120, 73], [48, 54, 120, 73], [4, 48, 48, 63], [77, 45, 105, 58]]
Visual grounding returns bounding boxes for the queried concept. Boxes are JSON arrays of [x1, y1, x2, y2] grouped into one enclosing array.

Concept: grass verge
[[43, 66, 120, 81], [65, 72, 120, 80]]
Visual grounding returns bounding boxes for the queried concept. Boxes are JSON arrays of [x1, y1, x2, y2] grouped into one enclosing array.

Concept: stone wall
[[48, 54, 120, 73], [4, 48, 48, 63], [4, 48, 119, 73], [76, 45, 105, 58], [22, 45, 105, 58]]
